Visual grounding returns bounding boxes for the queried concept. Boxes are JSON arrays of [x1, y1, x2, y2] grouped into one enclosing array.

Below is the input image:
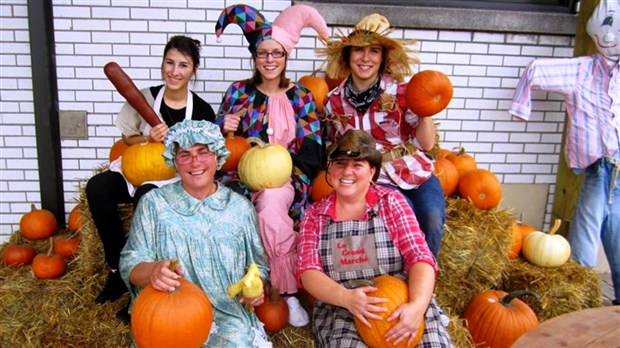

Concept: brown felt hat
[[328, 129, 382, 179]]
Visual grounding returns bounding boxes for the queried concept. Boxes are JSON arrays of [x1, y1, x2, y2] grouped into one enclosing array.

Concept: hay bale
[[499, 258, 602, 322]]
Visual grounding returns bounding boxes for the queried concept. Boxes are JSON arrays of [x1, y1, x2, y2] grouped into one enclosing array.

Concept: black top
[[149, 85, 216, 127]]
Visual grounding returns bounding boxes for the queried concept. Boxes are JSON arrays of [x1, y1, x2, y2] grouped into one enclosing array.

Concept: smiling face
[[174, 144, 217, 199], [161, 48, 196, 91], [587, 0, 620, 58], [254, 39, 287, 83], [328, 159, 376, 199], [349, 45, 383, 90]]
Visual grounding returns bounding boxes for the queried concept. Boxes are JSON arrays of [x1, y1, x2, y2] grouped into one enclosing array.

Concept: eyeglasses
[[254, 50, 286, 59], [176, 150, 215, 165]]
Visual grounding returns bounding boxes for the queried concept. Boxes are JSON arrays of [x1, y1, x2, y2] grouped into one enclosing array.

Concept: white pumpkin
[[522, 219, 571, 267], [238, 137, 293, 191]]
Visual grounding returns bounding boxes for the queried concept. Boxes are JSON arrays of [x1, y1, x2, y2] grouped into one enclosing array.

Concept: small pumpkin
[[310, 169, 334, 202], [121, 141, 177, 186], [522, 219, 571, 267], [2, 232, 37, 266], [67, 205, 82, 231], [131, 259, 213, 348], [53, 234, 80, 259], [433, 158, 459, 197], [255, 284, 289, 334], [238, 137, 293, 192], [221, 132, 251, 172], [445, 146, 477, 179], [405, 70, 453, 117], [458, 169, 502, 210], [353, 275, 425, 348], [32, 239, 67, 279], [508, 219, 536, 259], [20, 204, 57, 241], [299, 72, 330, 113], [463, 290, 540, 348], [109, 139, 130, 162]]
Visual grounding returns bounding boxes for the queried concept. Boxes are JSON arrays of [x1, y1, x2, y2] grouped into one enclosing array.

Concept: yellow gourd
[[522, 219, 571, 267]]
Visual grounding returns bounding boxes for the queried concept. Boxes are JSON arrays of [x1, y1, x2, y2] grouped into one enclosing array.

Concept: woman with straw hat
[[318, 14, 446, 258]]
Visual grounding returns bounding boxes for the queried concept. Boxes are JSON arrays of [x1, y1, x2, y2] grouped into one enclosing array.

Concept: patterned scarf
[[344, 76, 382, 114]]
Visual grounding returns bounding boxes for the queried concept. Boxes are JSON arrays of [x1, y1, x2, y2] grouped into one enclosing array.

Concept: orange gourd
[[131, 259, 213, 348], [353, 275, 425, 348], [458, 169, 502, 210], [509, 220, 536, 259], [255, 285, 289, 333], [463, 290, 540, 348], [19, 204, 57, 241], [121, 142, 177, 186], [433, 158, 459, 197], [221, 132, 251, 172], [405, 70, 453, 117], [2, 232, 37, 266], [32, 239, 67, 279], [109, 139, 129, 162], [445, 146, 477, 179], [67, 205, 82, 231], [53, 235, 80, 259], [310, 169, 334, 202], [299, 73, 330, 113]]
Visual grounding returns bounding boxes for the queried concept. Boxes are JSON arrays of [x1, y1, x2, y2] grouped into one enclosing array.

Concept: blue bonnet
[[163, 120, 230, 169]]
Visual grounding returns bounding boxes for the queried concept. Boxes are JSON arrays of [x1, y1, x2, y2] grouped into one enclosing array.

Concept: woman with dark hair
[[85, 35, 216, 322]]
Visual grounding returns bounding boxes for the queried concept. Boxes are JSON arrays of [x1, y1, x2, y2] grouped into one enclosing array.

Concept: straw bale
[[499, 258, 602, 322]]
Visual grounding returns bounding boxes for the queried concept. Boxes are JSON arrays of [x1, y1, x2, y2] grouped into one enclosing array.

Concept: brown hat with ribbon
[[328, 129, 382, 180]]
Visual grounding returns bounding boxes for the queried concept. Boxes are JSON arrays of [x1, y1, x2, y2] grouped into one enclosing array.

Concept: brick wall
[[0, 0, 574, 243]]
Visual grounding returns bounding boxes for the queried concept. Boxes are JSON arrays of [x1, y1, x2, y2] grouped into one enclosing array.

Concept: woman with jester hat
[[214, 4, 328, 327]]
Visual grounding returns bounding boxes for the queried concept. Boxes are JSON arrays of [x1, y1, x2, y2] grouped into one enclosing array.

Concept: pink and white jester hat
[[215, 4, 329, 54]]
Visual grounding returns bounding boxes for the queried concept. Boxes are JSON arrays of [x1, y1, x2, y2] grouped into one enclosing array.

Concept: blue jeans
[[568, 157, 620, 303], [385, 175, 446, 258]]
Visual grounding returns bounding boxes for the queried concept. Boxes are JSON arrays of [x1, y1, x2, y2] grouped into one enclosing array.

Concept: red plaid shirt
[[324, 74, 434, 190], [295, 185, 437, 285]]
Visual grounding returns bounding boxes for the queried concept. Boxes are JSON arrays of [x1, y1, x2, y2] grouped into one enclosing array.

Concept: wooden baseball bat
[[103, 61, 162, 127]]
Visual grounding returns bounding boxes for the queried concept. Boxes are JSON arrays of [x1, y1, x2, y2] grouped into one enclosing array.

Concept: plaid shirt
[[324, 74, 434, 189], [295, 184, 437, 285], [510, 53, 620, 170]]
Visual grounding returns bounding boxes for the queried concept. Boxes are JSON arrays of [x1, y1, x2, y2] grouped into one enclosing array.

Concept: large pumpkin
[[20, 204, 57, 241], [405, 70, 453, 117], [2, 232, 36, 266], [445, 146, 477, 179], [221, 132, 251, 172], [433, 158, 459, 197], [353, 275, 425, 348], [121, 142, 177, 186], [458, 169, 502, 210], [310, 169, 334, 202], [463, 290, 540, 348], [299, 73, 329, 113], [255, 285, 289, 334], [131, 260, 213, 348], [109, 139, 129, 162], [238, 138, 293, 191], [522, 219, 571, 267]]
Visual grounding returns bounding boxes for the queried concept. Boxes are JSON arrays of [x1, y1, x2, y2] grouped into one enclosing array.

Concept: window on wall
[[307, 0, 578, 14]]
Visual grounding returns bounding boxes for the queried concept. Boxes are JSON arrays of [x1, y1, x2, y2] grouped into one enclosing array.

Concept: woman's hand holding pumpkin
[[239, 292, 265, 307], [344, 286, 388, 328], [384, 300, 425, 345], [149, 123, 169, 143], [222, 113, 240, 133], [149, 259, 184, 292]]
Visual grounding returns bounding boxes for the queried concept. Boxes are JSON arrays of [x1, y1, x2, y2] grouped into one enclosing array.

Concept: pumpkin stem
[[245, 136, 265, 148], [548, 219, 562, 235], [169, 258, 179, 272], [227, 131, 234, 139], [350, 279, 375, 288], [269, 286, 281, 303], [30, 203, 36, 211], [500, 290, 540, 307], [47, 238, 54, 256], [451, 146, 466, 156]]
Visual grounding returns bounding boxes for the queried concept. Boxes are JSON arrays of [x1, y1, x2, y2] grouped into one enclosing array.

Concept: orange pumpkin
[[436, 148, 451, 160], [121, 142, 177, 186], [32, 239, 67, 279], [353, 275, 425, 348], [19, 204, 57, 241], [509, 220, 536, 259], [433, 158, 459, 197], [324, 74, 344, 91], [131, 259, 213, 348], [67, 205, 82, 231], [445, 146, 477, 179], [109, 139, 129, 162], [221, 132, 251, 172], [53, 235, 80, 259], [299, 73, 330, 113], [463, 290, 540, 348], [458, 169, 502, 210], [310, 169, 334, 202], [255, 285, 289, 334], [2, 232, 37, 266], [405, 70, 453, 117]]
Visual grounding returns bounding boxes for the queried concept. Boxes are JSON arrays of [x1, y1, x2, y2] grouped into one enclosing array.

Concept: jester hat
[[215, 4, 329, 54]]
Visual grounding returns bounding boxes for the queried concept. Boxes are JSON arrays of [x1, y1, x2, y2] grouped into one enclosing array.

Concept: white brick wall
[[0, 0, 575, 243]]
